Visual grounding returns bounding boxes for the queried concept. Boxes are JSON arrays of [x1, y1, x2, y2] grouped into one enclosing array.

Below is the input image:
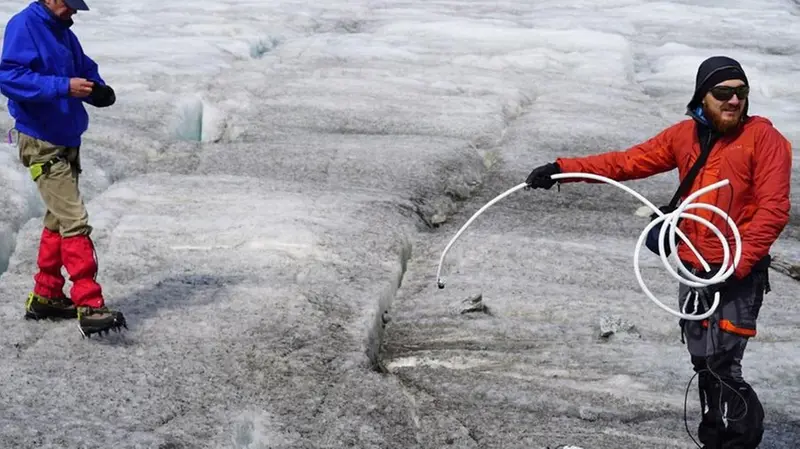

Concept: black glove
[[525, 162, 561, 189], [89, 82, 116, 108]]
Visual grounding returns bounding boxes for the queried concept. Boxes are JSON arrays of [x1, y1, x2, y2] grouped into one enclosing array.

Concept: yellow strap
[[29, 163, 44, 181], [28, 153, 67, 182]]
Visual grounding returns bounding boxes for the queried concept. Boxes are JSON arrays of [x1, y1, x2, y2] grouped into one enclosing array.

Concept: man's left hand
[[89, 82, 116, 107]]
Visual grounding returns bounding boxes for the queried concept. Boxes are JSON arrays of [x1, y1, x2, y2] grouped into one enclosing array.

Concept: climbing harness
[[28, 152, 70, 182], [435, 173, 741, 321], [8, 127, 81, 181]]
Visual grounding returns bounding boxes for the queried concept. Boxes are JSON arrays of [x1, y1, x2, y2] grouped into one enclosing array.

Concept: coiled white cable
[[435, 172, 741, 321]]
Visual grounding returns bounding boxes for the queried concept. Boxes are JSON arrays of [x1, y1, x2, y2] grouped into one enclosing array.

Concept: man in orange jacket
[[525, 56, 792, 449]]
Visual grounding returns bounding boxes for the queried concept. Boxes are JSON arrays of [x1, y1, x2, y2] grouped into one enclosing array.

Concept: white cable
[[435, 182, 530, 289], [435, 172, 741, 321]]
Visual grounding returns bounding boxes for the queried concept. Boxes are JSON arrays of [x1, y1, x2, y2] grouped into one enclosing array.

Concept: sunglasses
[[709, 85, 749, 102]]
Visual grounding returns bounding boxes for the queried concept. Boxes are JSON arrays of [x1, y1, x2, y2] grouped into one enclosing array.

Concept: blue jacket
[[0, 2, 106, 147]]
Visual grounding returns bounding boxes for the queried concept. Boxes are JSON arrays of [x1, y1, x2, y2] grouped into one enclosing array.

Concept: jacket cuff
[[57, 77, 70, 97]]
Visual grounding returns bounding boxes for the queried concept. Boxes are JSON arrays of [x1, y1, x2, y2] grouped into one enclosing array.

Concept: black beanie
[[687, 56, 749, 110]]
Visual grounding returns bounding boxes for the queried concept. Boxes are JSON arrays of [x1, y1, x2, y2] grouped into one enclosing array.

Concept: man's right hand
[[69, 78, 94, 97]]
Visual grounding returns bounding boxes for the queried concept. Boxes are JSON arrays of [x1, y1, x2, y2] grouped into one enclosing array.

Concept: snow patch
[[169, 95, 229, 142], [0, 142, 45, 274], [231, 410, 300, 449], [635, 205, 654, 217], [385, 354, 496, 371], [249, 35, 283, 59]]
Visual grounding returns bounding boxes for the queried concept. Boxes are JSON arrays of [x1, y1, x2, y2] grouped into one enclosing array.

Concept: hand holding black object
[[525, 162, 561, 189], [89, 82, 116, 108]]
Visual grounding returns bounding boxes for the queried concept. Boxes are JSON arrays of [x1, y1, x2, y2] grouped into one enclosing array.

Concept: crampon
[[77, 306, 128, 338]]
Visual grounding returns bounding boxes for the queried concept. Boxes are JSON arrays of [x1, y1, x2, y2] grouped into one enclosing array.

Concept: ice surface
[[0, 0, 799, 448], [0, 143, 41, 274]]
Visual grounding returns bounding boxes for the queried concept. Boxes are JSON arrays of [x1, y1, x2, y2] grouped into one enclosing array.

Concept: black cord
[[684, 370, 703, 448]]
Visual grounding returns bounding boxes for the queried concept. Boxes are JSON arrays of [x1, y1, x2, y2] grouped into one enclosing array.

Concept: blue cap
[[64, 0, 89, 10]]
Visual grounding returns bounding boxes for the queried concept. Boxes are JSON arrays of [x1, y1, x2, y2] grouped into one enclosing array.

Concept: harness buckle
[[28, 152, 67, 182]]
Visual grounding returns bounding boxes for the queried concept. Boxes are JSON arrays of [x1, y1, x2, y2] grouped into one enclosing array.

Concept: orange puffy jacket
[[555, 115, 792, 279]]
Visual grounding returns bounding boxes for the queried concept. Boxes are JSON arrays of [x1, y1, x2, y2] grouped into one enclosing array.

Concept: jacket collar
[[32, 1, 74, 30]]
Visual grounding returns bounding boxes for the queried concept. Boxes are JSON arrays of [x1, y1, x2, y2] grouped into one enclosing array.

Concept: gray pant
[[678, 266, 767, 359], [677, 264, 769, 449]]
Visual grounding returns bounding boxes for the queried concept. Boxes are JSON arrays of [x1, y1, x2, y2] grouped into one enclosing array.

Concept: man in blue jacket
[[0, 0, 126, 337]]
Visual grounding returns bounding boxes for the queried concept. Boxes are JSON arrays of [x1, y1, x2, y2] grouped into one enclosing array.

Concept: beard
[[704, 103, 744, 134]]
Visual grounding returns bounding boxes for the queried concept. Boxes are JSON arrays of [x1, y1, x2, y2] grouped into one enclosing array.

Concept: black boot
[[718, 380, 765, 449], [697, 371, 765, 449], [24, 292, 77, 320]]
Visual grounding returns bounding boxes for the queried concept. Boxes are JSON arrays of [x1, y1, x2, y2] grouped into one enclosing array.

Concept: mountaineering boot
[[61, 234, 128, 337], [24, 228, 75, 320], [77, 306, 127, 338], [32, 228, 67, 299], [24, 292, 77, 320], [718, 382, 765, 449], [696, 372, 764, 449]]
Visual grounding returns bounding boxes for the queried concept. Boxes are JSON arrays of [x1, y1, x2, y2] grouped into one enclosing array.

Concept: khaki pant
[[18, 132, 92, 237]]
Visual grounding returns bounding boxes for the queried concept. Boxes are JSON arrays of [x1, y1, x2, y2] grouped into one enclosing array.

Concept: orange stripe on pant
[[701, 319, 757, 337]]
